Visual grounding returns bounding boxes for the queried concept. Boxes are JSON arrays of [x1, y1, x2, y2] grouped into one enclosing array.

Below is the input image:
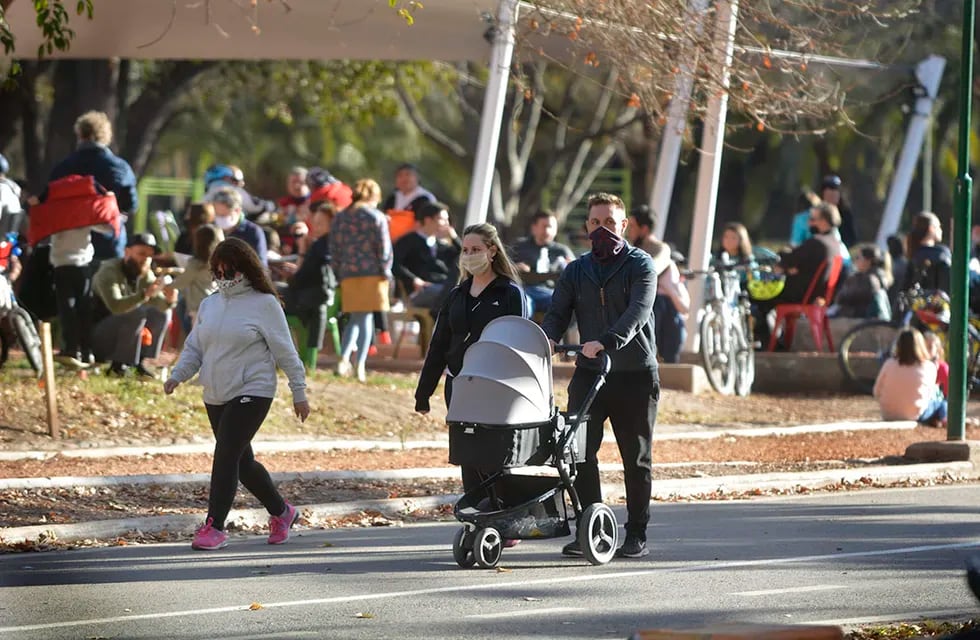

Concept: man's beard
[[122, 258, 148, 280]]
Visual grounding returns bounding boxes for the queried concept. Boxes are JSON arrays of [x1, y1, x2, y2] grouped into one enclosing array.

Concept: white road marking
[[1, 540, 978, 634], [466, 607, 583, 620], [732, 585, 846, 597]]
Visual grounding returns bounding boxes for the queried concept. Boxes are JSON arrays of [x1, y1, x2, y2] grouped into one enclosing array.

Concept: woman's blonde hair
[[74, 111, 113, 145], [352, 179, 382, 207], [459, 223, 522, 284]]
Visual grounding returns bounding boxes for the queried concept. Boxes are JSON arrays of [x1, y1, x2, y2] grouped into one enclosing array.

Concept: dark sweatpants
[[204, 396, 286, 531], [568, 368, 659, 541], [53, 264, 93, 358]]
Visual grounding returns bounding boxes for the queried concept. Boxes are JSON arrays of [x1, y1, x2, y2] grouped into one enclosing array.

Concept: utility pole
[[947, 0, 975, 441]]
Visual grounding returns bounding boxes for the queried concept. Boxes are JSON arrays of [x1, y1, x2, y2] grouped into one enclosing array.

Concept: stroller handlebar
[[554, 344, 612, 375]]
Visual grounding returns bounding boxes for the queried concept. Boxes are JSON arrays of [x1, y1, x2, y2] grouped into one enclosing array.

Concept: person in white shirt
[[873, 328, 946, 426], [164, 237, 310, 551], [381, 163, 436, 214], [0, 154, 23, 236]]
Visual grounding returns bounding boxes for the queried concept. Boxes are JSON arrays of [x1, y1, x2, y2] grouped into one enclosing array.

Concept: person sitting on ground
[[873, 328, 946, 427], [393, 201, 460, 312], [755, 202, 842, 348], [509, 210, 575, 316], [283, 202, 337, 355], [903, 211, 951, 295], [91, 232, 178, 378], [923, 331, 949, 399], [202, 164, 276, 222], [209, 186, 268, 267], [172, 224, 223, 328], [627, 205, 689, 363], [828, 243, 892, 320]]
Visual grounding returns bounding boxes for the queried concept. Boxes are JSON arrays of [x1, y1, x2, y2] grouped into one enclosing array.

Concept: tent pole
[[464, 0, 519, 228], [650, 0, 710, 240], [683, 0, 739, 353]]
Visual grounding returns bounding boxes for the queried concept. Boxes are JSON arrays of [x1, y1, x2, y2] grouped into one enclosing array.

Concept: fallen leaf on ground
[[248, 603, 263, 611]]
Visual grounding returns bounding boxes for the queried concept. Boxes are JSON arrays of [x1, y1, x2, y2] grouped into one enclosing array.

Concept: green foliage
[[0, 0, 93, 78]]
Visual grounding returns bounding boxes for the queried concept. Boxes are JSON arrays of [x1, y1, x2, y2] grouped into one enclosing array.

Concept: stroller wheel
[[452, 527, 476, 568], [578, 503, 618, 566], [474, 527, 503, 569]]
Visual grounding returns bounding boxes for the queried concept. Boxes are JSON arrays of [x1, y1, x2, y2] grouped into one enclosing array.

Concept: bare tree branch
[[393, 69, 468, 159]]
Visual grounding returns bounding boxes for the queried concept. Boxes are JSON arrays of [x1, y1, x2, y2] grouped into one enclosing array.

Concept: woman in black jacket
[[414, 222, 528, 498]]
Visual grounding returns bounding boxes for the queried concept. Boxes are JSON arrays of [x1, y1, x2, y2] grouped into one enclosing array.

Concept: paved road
[[3, 485, 980, 640]]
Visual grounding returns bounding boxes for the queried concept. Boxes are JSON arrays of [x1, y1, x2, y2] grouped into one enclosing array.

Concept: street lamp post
[[948, 0, 976, 441]]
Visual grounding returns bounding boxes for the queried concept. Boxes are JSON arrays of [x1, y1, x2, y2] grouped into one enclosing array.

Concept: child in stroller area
[[413, 222, 529, 536]]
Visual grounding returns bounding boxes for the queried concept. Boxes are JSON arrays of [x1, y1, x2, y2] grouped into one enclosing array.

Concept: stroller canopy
[[446, 316, 554, 427]]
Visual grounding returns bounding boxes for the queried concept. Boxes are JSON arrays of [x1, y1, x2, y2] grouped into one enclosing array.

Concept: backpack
[[27, 175, 121, 246]]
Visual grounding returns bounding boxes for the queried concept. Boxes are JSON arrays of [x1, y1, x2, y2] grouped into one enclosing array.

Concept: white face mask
[[215, 214, 237, 231], [461, 251, 492, 275], [214, 272, 246, 295]]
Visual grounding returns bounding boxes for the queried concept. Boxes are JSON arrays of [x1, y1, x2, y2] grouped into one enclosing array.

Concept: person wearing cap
[[627, 205, 690, 363], [91, 232, 178, 378], [209, 186, 268, 267], [202, 164, 276, 222]]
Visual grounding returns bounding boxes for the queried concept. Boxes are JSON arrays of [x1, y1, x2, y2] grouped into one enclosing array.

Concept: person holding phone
[[164, 237, 310, 551]]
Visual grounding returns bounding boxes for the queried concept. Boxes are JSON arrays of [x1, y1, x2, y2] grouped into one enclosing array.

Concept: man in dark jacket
[[392, 201, 460, 311], [48, 110, 136, 262], [542, 192, 659, 560], [509, 210, 575, 315], [209, 186, 268, 266]]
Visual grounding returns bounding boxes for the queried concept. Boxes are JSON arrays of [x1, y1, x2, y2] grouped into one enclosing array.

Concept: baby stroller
[[446, 316, 616, 569]]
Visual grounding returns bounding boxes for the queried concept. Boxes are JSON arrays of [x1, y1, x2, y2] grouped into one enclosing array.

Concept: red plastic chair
[[767, 255, 844, 352]]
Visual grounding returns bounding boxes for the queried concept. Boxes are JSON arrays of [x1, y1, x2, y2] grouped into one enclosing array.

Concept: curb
[[0, 421, 919, 462], [2, 461, 975, 546]]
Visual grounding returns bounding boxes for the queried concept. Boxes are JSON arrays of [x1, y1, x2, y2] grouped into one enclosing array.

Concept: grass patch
[[847, 619, 979, 639]]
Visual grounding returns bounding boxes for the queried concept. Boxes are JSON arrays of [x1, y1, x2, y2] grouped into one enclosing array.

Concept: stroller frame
[[450, 346, 617, 568]]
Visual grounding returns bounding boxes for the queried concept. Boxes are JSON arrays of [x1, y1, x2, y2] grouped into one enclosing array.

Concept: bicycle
[[0, 232, 43, 376], [837, 286, 980, 394], [688, 255, 755, 396]]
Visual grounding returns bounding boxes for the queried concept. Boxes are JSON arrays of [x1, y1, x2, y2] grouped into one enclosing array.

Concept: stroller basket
[[454, 474, 571, 539], [448, 413, 586, 469]]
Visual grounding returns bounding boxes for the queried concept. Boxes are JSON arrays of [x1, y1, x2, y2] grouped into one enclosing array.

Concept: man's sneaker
[[106, 362, 129, 377], [561, 539, 583, 557], [615, 535, 649, 558], [191, 518, 228, 550], [134, 363, 157, 380], [268, 502, 298, 545]]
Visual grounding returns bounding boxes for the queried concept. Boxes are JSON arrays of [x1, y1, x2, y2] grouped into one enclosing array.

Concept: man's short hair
[[74, 111, 113, 145], [587, 192, 626, 212], [416, 201, 447, 223], [210, 186, 243, 211], [395, 163, 419, 175], [629, 204, 655, 230], [813, 202, 841, 228], [531, 210, 556, 226]]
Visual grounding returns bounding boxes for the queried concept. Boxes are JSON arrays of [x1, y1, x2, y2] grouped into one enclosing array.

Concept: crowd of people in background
[[0, 109, 973, 436]]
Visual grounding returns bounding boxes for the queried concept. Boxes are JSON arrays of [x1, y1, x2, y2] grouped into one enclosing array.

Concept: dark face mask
[[809, 224, 821, 235], [590, 226, 626, 264]]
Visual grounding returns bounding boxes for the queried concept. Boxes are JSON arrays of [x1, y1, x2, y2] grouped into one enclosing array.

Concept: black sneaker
[[134, 364, 157, 380], [561, 540, 582, 557], [615, 536, 649, 558], [106, 362, 129, 377]]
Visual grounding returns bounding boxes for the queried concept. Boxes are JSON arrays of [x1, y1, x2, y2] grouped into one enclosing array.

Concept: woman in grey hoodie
[[164, 238, 310, 551]]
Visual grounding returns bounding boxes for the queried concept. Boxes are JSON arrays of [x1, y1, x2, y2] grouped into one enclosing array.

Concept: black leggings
[[444, 375, 486, 498], [204, 396, 285, 530]]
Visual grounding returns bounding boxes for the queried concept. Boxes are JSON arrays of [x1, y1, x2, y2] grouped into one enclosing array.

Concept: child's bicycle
[[0, 232, 43, 377], [837, 286, 980, 394]]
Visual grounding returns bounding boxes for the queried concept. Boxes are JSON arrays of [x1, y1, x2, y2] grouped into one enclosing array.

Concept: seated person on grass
[[91, 232, 178, 378]]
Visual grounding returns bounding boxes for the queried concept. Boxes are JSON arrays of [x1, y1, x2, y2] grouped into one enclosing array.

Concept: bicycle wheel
[[700, 309, 735, 395], [838, 320, 899, 394], [734, 308, 755, 397], [10, 306, 43, 376]]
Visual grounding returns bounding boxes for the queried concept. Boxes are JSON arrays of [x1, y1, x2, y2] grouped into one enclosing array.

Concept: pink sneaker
[[268, 503, 298, 545], [191, 518, 228, 550], [503, 538, 521, 548]]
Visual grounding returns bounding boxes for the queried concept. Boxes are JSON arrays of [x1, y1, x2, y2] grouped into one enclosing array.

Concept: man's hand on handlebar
[[581, 341, 605, 359]]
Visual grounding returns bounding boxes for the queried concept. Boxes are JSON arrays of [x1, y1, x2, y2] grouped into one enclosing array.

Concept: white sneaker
[[356, 364, 367, 383], [336, 360, 352, 377]]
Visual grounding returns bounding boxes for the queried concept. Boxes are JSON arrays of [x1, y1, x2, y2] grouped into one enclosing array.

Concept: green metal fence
[[134, 177, 203, 233]]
